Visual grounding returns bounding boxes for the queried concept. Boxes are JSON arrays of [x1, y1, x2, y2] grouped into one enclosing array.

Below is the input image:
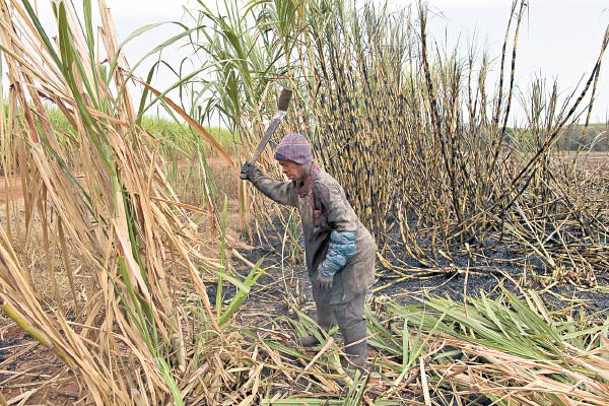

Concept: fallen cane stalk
[[420, 356, 431, 406], [0, 294, 50, 348], [295, 337, 335, 382], [3, 390, 34, 405]]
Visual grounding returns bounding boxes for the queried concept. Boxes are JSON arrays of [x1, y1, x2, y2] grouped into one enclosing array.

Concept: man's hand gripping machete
[[240, 88, 293, 179]]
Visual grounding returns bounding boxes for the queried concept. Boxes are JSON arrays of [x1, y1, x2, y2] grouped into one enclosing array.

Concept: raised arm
[[241, 162, 298, 207]]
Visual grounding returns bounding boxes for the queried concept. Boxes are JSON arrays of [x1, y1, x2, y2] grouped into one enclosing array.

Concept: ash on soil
[[234, 234, 609, 317]]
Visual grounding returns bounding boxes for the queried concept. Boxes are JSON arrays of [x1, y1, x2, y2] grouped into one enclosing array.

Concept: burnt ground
[[233, 234, 609, 317], [0, 329, 81, 404], [2, 229, 608, 404], [225, 235, 609, 404]]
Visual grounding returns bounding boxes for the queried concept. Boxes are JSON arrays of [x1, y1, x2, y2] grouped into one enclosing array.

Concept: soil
[[0, 327, 81, 404], [235, 235, 609, 319], [4, 249, 606, 405], [224, 233, 609, 405]]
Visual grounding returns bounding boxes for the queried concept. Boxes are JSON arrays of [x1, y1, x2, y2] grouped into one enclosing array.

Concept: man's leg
[[335, 292, 367, 371], [300, 283, 337, 347], [316, 299, 337, 330]]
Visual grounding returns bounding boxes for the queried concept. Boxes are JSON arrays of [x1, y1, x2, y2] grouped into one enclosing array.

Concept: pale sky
[[23, 1, 609, 123]]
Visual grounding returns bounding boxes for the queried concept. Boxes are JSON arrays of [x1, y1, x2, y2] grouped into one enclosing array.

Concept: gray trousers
[[311, 287, 368, 370], [312, 288, 365, 331]]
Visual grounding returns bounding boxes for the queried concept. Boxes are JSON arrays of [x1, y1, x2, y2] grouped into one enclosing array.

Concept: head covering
[[274, 133, 312, 164]]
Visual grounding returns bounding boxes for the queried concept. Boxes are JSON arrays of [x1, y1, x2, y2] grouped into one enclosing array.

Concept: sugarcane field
[[1, 0, 609, 405]]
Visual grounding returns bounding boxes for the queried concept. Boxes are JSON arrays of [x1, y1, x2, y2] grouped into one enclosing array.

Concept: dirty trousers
[[311, 286, 367, 370]]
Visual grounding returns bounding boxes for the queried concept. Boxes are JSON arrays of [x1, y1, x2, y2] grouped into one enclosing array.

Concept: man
[[240, 132, 376, 373]]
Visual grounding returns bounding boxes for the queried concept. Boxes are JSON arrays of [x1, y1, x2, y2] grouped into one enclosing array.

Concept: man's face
[[278, 160, 307, 182]]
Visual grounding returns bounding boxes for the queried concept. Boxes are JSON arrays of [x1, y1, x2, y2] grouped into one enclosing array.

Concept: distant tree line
[[503, 124, 608, 152], [555, 124, 608, 151]]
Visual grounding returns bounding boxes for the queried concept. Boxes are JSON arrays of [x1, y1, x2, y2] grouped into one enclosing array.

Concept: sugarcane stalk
[[0, 294, 51, 348]]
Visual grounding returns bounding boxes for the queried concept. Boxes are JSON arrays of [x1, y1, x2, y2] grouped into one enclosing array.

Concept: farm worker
[[240, 133, 376, 373]]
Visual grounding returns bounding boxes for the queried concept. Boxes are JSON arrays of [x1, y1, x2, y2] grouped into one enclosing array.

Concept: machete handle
[[249, 88, 293, 165], [277, 88, 293, 111]]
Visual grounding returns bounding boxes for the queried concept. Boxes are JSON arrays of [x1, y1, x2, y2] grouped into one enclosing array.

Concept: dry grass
[[0, 0, 248, 404]]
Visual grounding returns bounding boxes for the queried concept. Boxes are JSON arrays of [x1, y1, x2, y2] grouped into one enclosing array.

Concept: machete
[[240, 88, 292, 179]]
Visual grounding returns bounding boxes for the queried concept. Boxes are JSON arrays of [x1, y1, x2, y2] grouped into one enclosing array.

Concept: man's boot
[[299, 335, 320, 347], [299, 304, 335, 347], [341, 319, 368, 373]]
